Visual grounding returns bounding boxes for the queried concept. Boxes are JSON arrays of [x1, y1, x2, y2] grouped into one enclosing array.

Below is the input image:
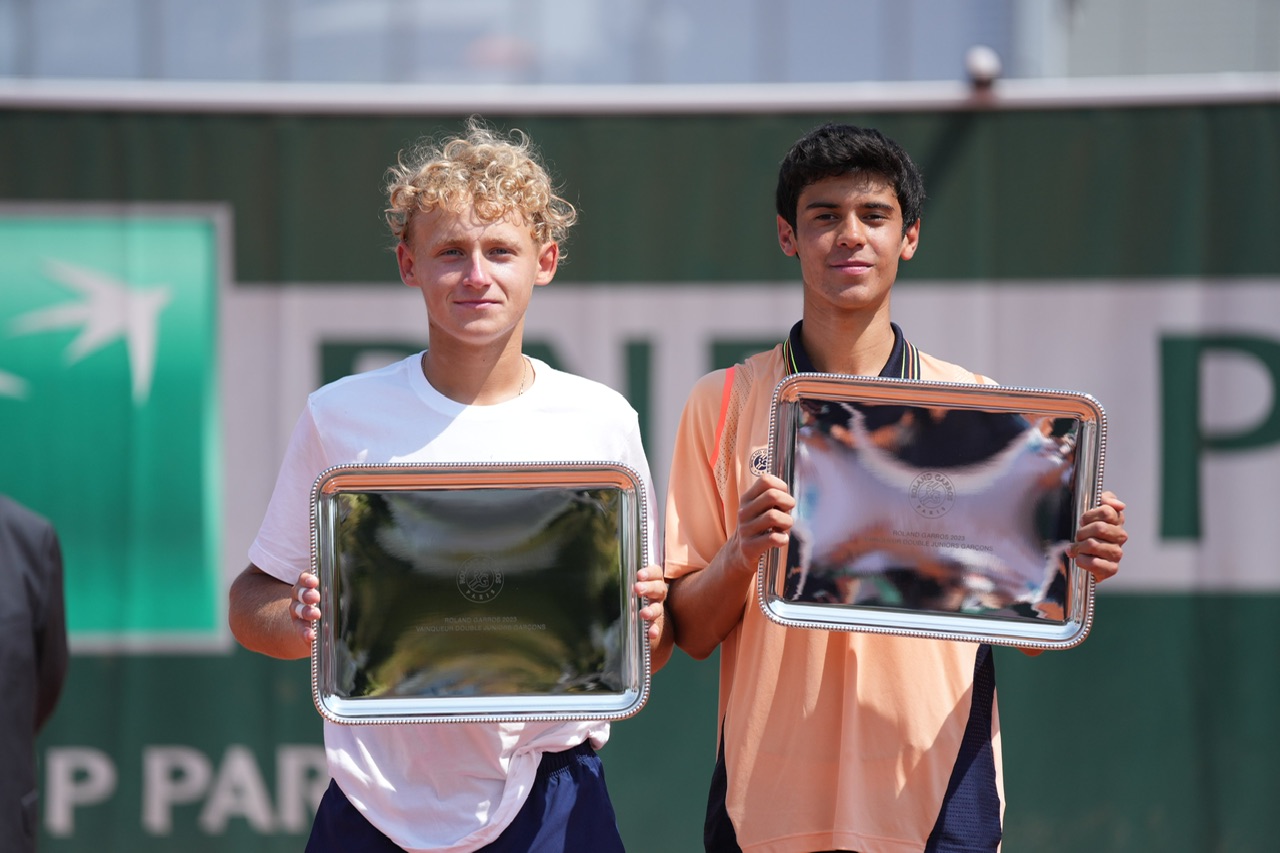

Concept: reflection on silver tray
[[310, 463, 650, 724], [759, 375, 1107, 649]]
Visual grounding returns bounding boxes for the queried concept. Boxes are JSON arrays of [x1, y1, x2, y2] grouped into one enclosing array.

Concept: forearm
[[668, 551, 758, 660], [228, 566, 311, 660]]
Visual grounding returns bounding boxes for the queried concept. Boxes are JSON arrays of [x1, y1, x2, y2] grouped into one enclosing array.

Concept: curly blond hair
[[385, 119, 577, 250]]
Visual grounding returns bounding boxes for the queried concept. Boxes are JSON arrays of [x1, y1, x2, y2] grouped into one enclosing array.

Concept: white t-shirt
[[249, 354, 656, 853]]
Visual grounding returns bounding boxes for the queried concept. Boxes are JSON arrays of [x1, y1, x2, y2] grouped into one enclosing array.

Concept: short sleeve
[[247, 403, 330, 584], [663, 370, 732, 580]]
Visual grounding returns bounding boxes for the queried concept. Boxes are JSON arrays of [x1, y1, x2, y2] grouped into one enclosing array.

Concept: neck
[[420, 336, 529, 405], [799, 305, 895, 375]]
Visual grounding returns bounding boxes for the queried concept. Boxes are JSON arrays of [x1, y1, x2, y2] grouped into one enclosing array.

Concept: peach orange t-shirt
[[665, 331, 1004, 853]]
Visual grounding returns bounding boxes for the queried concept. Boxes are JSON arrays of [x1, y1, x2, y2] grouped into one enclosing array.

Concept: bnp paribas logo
[[0, 206, 227, 652], [1, 257, 171, 404]]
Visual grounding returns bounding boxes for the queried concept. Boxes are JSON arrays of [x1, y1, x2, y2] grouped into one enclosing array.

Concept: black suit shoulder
[[0, 494, 57, 543], [0, 493, 69, 727], [0, 494, 69, 852]]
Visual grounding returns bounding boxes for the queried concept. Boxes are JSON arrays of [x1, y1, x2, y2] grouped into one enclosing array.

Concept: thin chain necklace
[[419, 352, 531, 399]]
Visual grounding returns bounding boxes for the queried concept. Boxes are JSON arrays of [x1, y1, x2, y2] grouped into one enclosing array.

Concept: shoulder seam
[[712, 366, 736, 460]]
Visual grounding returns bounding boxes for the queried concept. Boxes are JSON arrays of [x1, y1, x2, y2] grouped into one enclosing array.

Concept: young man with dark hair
[[664, 122, 1127, 853]]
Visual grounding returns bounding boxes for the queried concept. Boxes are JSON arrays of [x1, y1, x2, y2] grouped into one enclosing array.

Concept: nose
[[461, 252, 490, 288], [835, 214, 864, 248]]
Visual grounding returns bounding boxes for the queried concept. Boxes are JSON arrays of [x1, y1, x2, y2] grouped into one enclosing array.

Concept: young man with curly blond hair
[[229, 120, 670, 853]]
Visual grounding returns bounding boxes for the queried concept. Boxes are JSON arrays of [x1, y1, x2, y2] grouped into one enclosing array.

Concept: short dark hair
[[775, 123, 925, 233]]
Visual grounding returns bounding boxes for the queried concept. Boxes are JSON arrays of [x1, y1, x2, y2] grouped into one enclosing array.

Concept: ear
[[534, 241, 559, 286], [396, 241, 416, 287], [777, 215, 798, 257], [899, 219, 921, 261]]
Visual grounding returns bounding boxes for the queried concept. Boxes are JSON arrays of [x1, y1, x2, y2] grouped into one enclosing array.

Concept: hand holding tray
[[759, 375, 1107, 650], [311, 462, 651, 723]]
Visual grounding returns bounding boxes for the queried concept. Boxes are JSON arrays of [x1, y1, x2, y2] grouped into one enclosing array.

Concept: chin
[[817, 289, 887, 312]]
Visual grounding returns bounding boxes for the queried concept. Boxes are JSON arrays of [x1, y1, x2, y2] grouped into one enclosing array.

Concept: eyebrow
[[801, 199, 898, 213], [427, 230, 524, 250]]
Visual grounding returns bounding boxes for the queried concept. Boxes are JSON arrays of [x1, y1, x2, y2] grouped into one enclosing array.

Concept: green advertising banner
[[0, 209, 222, 648], [1, 92, 1277, 852]]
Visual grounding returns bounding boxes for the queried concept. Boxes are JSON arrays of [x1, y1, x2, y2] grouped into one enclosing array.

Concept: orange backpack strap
[[712, 366, 736, 461]]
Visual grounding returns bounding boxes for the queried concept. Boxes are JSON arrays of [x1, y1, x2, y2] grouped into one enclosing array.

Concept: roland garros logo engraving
[[750, 448, 769, 478], [909, 471, 955, 518], [457, 555, 504, 603]]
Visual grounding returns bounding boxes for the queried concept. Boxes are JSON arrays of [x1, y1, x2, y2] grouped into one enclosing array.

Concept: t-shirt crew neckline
[[407, 351, 544, 416]]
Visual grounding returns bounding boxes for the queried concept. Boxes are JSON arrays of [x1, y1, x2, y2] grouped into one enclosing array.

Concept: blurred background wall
[[2, 2, 1278, 852], [1, 0, 1277, 84]]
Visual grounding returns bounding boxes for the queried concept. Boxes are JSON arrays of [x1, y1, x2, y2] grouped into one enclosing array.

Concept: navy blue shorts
[[305, 741, 625, 852]]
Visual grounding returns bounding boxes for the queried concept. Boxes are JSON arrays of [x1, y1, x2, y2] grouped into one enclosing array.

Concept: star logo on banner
[[0, 368, 28, 399], [7, 259, 173, 405]]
